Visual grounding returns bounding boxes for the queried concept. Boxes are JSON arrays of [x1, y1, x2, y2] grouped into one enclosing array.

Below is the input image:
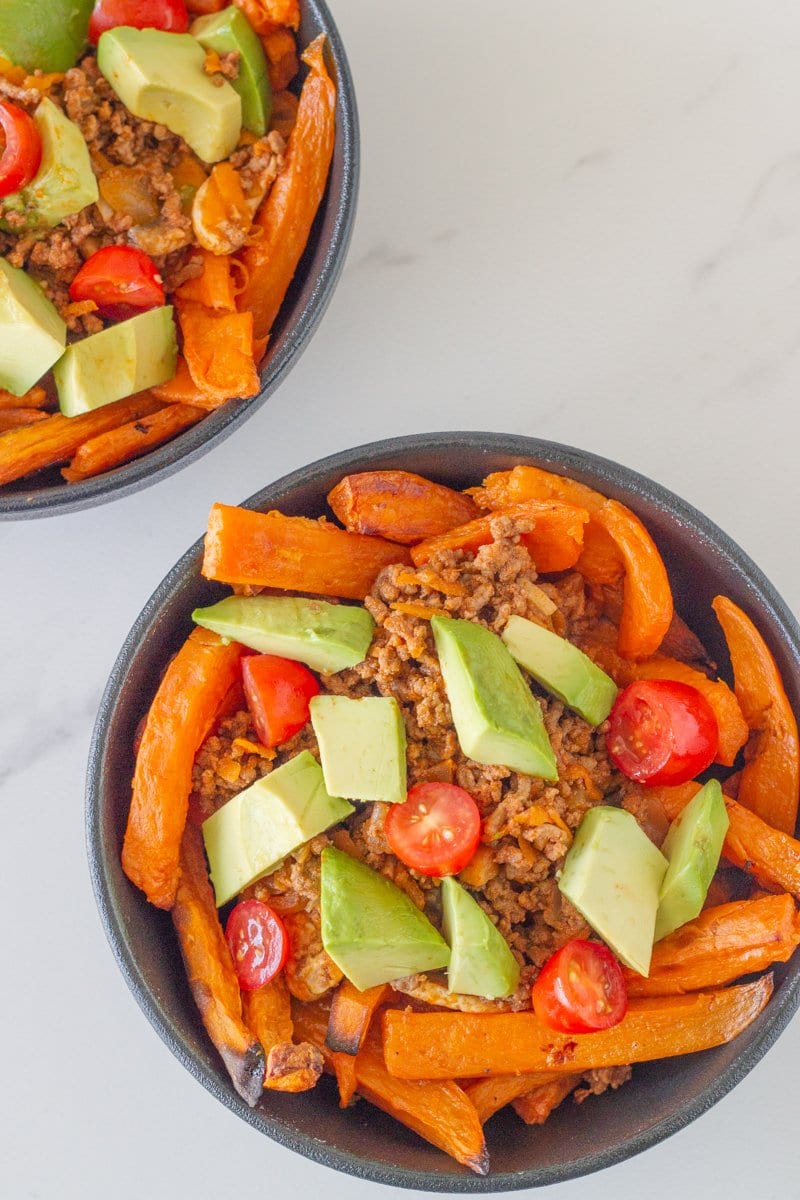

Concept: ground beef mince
[[190, 519, 639, 1044]]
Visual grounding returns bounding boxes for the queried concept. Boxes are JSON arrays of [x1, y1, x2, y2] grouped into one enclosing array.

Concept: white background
[[4, 2, 800, 1197]]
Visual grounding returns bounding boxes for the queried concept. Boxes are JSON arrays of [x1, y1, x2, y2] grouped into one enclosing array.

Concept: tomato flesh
[[69, 245, 165, 321], [606, 679, 719, 786], [89, 0, 189, 42], [384, 782, 481, 877], [225, 899, 288, 991], [532, 939, 627, 1033], [241, 654, 320, 749], [0, 102, 42, 199]]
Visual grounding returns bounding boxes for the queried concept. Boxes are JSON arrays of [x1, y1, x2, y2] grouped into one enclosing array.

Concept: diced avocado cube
[[97, 27, 242, 164], [192, 595, 375, 674], [0, 257, 66, 396], [310, 695, 407, 804], [192, 7, 272, 137], [441, 877, 520, 999], [558, 806, 668, 976], [502, 615, 618, 726], [431, 615, 558, 779], [54, 306, 178, 416], [0, 0, 93, 72], [655, 780, 729, 941], [202, 751, 354, 906], [320, 847, 450, 990], [0, 99, 99, 233]]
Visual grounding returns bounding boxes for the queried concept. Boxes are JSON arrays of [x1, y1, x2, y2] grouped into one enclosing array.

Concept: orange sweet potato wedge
[[625, 894, 800, 997], [238, 35, 335, 341], [172, 824, 266, 1105], [61, 404, 206, 481], [122, 628, 243, 909], [382, 976, 773, 1079], [241, 974, 323, 1092], [326, 981, 389, 1055], [713, 596, 799, 835], [328, 471, 478, 544], [512, 1075, 582, 1125], [0, 384, 48, 410], [203, 503, 410, 599], [462, 1072, 562, 1125], [410, 500, 590, 574], [592, 499, 673, 659]]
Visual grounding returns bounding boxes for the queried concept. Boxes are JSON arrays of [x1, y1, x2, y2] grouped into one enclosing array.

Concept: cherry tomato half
[[0, 102, 42, 199], [225, 899, 289, 991], [241, 654, 320, 749], [69, 245, 165, 321], [606, 679, 719, 786], [89, 0, 189, 43], [384, 782, 481, 877], [532, 939, 628, 1034]]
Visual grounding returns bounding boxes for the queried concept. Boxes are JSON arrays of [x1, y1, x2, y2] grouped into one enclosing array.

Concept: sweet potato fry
[[202, 503, 410, 599], [462, 1072, 562, 1124], [61, 404, 206, 481], [593, 499, 673, 659], [713, 596, 799, 835], [328, 471, 478, 544], [172, 824, 265, 1105], [293, 1001, 488, 1172], [289, 997, 357, 1106], [238, 35, 335, 341], [0, 408, 49, 432], [382, 976, 773, 1079], [262, 27, 299, 92], [410, 500, 590, 574], [326, 981, 389, 1055], [176, 249, 238, 311], [0, 392, 162, 486], [178, 302, 260, 406], [655, 783, 800, 898], [625, 894, 800, 997], [122, 628, 243, 909], [269, 89, 299, 140], [512, 1075, 582, 1125], [0, 384, 48, 410], [150, 356, 213, 407], [233, 0, 300, 31]]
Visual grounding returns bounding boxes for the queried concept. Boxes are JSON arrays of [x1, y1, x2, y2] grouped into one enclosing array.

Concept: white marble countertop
[[4, 1, 800, 1196]]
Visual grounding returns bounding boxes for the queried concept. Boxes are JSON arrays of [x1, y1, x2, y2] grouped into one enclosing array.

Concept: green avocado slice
[[655, 780, 729, 941], [0, 0, 93, 72], [192, 7, 272, 136], [0, 99, 99, 233], [441, 877, 520, 999], [501, 615, 618, 726]]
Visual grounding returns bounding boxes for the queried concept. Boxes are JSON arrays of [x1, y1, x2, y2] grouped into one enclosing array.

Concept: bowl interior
[[0, 0, 359, 520], [88, 433, 800, 1191]]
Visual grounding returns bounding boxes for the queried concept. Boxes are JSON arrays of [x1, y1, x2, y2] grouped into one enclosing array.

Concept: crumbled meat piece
[[575, 1065, 633, 1101]]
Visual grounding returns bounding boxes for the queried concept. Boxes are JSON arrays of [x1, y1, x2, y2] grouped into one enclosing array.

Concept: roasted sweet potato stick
[[592, 500, 673, 659], [293, 1001, 488, 1172], [713, 596, 799, 835], [655, 783, 800, 898], [328, 472, 478, 545], [176, 250, 238, 311], [233, 0, 300, 31], [462, 1072, 563, 1125], [178, 302, 260, 406], [382, 976, 773, 1079], [0, 408, 49, 431], [0, 384, 48, 410], [262, 27, 299, 91], [326, 981, 389, 1055], [239, 35, 335, 341], [151, 356, 213, 407], [625, 894, 800, 997], [122, 628, 243, 909], [410, 500, 590, 575], [172, 824, 266, 1105], [512, 1075, 582, 1125], [61, 404, 206, 481], [243, 975, 321, 1092], [203, 503, 410, 599], [0, 392, 162, 486]]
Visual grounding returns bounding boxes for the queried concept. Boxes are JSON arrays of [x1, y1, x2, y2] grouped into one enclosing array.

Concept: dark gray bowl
[[87, 432, 800, 1191], [0, 0, 358, 520]]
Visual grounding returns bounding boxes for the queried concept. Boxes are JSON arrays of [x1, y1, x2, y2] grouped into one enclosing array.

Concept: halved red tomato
[[607, 679, 719, 786], [88, 0, 189, 42], [69, 245, 165, 321], [384, 782, 481, 877], [0, 102, 42, 199], [242, 654, 320, 749], [225, 899, 289, 991], [532, 939, 627, 1033]]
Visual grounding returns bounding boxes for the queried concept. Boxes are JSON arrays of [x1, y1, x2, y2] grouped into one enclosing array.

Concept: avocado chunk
[[558, 806, 668, 976], [502, 615, 618, 726], [0, 0, 93, 72], [441, 877, 520, 999], [320, 847, 450, 990], [0, 99, 99, 232], [654, 780, 729, 941], [97, 27, 242, 163], [310, 695, 407, 804], [192, 595, 375, 673], [202, 751, 354, 906], [0, 257, 66, 396], [431, 615, 557, 779], [192, 7, 272, 137], [54, 306, 177, 416]]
